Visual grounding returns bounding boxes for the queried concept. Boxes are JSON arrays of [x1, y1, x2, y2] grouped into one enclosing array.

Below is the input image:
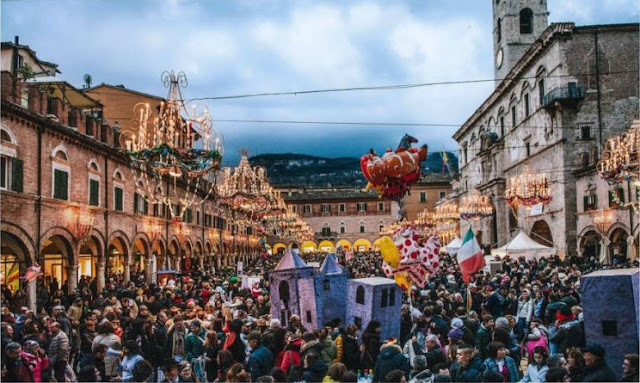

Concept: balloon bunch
[[380, 224, 440, 291], [360, 134, 428, 201]]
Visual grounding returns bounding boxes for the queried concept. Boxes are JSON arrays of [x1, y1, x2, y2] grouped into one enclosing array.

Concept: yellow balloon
[[394, 272, 412, 292], [380, 236, 401, 268]]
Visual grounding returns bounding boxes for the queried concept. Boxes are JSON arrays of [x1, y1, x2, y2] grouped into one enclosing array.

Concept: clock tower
[[493, 0, 548, 84]]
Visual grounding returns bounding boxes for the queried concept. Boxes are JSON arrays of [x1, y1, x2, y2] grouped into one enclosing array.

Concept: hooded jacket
[[302, 356, 329, 383], [280, 338, 302, 374], [450, 355, 485, 383], [372, 343, 410, 383]]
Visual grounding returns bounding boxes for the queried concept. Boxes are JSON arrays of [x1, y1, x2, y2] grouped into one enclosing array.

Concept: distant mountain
[[249, 151, 458, 186]]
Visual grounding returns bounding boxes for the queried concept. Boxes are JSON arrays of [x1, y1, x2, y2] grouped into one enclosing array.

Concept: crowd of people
[[1, 248, 638, 383]]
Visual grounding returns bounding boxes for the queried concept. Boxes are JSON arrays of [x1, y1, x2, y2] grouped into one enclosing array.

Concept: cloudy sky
[[2, 0, 637, 165]]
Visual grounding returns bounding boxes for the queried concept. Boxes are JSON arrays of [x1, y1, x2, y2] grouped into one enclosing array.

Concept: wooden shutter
[[54, 169, 68, 200], [618, 188, 625, 203], [89, 179, 99, 206], [143, 199, 148, 215], [583, 196, 589, 211], [134, 192, 139, 214], [115, 187, 123, 211], [11, 158, 23, 192]]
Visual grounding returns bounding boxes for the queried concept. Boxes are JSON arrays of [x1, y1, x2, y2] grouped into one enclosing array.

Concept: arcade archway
[[530, 220, 553, 247]]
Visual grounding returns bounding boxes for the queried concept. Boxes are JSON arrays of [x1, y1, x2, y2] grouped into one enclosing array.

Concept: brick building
[[452, 1, 639, 257], [404, 173, 453, 222], [0, 40, 261, 309], [275, 186, 394, 253]]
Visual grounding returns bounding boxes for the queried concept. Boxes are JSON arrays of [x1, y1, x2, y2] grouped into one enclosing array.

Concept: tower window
[[356, 286, 365, 304], [323, 279, 330, 291], [520, 8, 533, 34], [497, 18, 502, 42], [306, 311, 312, 323], [389, 288, 396, 306], [381, 289, 388, 308], [500, 116, 505, 137], [524, 94, 530, 117]]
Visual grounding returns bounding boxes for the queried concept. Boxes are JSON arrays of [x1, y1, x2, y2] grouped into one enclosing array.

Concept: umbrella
[[599, 237, 611, 264], [627, 235, 638, 261]]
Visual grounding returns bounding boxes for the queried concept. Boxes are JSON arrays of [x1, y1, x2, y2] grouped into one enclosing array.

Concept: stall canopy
[[445, 237, 462, 254], [491, 229, 556, 260]]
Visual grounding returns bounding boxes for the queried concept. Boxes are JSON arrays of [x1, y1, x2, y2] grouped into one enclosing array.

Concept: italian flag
[[457, 228, 485, 282]]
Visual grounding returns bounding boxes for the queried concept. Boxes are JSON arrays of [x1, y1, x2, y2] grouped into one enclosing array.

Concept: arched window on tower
[[520, 8, 533, 34], [381, 288, 388, 308], [279, 280, 290, 308], [356, 286, 365, 304]]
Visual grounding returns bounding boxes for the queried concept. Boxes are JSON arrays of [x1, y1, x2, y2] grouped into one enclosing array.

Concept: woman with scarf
[[222, 319, 246, 363], [166, 316, 187, 362]]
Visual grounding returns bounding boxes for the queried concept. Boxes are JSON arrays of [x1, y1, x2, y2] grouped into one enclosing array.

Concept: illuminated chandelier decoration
[[434, 201, 459, 244], [416, 209, 436, 228], [68, 205, 95, 244], [505, 168, 552, 209], [120, 70, 224, 221], [459, 193, 494, 221], [217, 152, 284, 220], [597, 121, 639, 209]]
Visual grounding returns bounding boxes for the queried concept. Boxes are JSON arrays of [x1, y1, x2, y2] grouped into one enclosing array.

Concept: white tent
[[491, 229, 556, 260], [445, 237, 462, 254]]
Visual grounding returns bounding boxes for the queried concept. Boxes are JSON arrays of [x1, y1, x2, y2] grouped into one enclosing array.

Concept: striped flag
[[457, 228, 485, 282]]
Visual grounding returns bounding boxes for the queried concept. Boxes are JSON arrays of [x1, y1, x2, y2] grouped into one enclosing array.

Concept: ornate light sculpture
[[597, 121, 639, 209], [459, 193, 494, 221], [121, 71, 224, 221], [416, 209, 436, 228], [434, 201, 459, 224], [175, 221, 191, 245], [592, 209, 612, 235], [68, 205, 95, 244], [505, 168, 552, 209]]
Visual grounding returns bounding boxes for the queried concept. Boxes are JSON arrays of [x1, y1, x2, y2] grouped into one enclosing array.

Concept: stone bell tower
[[493, 0, 549, 83]]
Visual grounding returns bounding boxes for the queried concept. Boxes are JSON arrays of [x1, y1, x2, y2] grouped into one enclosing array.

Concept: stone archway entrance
[[1, 231, 31, 294], [530, 220, 553, 247], [41, 234, 73, 293]]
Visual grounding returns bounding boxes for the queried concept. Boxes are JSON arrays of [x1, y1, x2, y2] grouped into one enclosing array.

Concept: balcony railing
[[316, 231, 339, 240], [543, 83, 585, 107]]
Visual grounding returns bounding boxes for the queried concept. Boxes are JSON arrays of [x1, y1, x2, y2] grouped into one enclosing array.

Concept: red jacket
[[21, 351, 50, 383], [280, 339, 302, 374]]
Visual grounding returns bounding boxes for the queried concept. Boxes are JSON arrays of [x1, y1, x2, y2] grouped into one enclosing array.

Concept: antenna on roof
[[83, 74, 92, 89]]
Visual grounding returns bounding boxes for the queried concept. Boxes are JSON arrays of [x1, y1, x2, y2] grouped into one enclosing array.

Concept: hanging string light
[[121, 70, 224, 222], [459, 193, 494, 221], [505, 168, 552, 209]]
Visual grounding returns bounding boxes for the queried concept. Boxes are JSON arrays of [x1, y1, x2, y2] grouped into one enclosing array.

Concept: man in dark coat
[[474, 315, 494, 359], [372, 340, 411, 383], [581, 344, 617, 382], [450, 345, 485, 383], [247, 332, 274, 381]]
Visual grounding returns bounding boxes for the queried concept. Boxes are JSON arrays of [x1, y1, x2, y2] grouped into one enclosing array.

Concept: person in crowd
[[247, 331, 274, 381], [519, 346, 548, 383], [620, 353, 640, 382], [409, 355, 432, 383], [302, 352, 329, 383], [474, 314, 494, 359], [323, 362, 347, 383], [482, 341, 519, 382], [566, 348, 586, 382], [203, 330, 221, 381], [20, 340, 49, 382], [4, 342, 33, 382], [335, 324, 361, 371], [372, 338, 410, 383], [549, 305, 582, 356], [581, 343, 617, 382], [185, 319, 207, 361], [280, 333, 303, 377], [385, 369, 408, 383], [449, 344, 485, 382], [120, 339, 145, 382], [544, 366, 569, 382], [92, 320, 121, 378], [361, 320, 382, 369], [48, 321, 70, 382]]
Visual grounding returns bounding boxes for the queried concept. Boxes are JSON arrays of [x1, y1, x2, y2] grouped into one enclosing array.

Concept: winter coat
[[450, 355, 485, 383], [485, 292, 505, 318], [4, 357, 34, 382], [372, 343, 410, 383], [582, 360, 617, 382], [280, 339, 302, 374], [185, 328, 207, 360], [302, 357, 329, 383], [548, 319, 582, 355], [474, 325, 492, 359], [518, 364, 548, 383], [516, 299, 534, 323], [92, 332, 121, 377], [120, 353, 144, 382], [248, 345, 274, 381], [361, 331, 381, 369], [47, 330, 70, 365], [484, 356, 520, 382], [20, 350, 49, 383], [341, 334, 361, 371], [319, 336, 337, 367]]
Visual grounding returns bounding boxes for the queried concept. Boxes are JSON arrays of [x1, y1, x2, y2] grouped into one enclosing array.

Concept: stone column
[[97, 260, 106, 292], [67, 264, 79, 294], [199, 255, 204, 270], [124, 262, 131, 283], [27, 278, 37, 311], [145, 257, 153, 284]]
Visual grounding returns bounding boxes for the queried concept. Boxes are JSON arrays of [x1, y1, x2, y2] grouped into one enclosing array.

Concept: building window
[[322, 227, 331, 237], [306, 310, 312, 323], [500, 116, 505, 137], [339, 203, 345, 212], [360, 225, 365, 233], [511, 106, 517, 127], [357, 202, 367, 212], [439, 191, 446, 199], [420, 192, 427, 203], [291, 205, 297, 213], [303, 204, 311, 214], [524, 93, 530, 117], [379, 225, 384, 232], [538, 78, 545, 104], [89, 178, 99, 206], [321, 204, 331, 213], [356, 286, 365, 304], [53, 169, 69, 200], [196, 211, 200, 225], [389, 288, 396, 306], [0, 155, 9, 190], [525, 142, 531, 157], [323, 279, 330, 291], [520, 8, 533, 34], [381, 288, 388, 308], [497, 18, 502, 42], [580, 126, 591, 140], [114, 187, 124, 211], [378, 202, 384, 211], [463, 146, 468, 163], [134, 191, 147, 215], [583, 193, 597, 211], [340, 223, 345, 234], [609, 188, 625, 207]]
